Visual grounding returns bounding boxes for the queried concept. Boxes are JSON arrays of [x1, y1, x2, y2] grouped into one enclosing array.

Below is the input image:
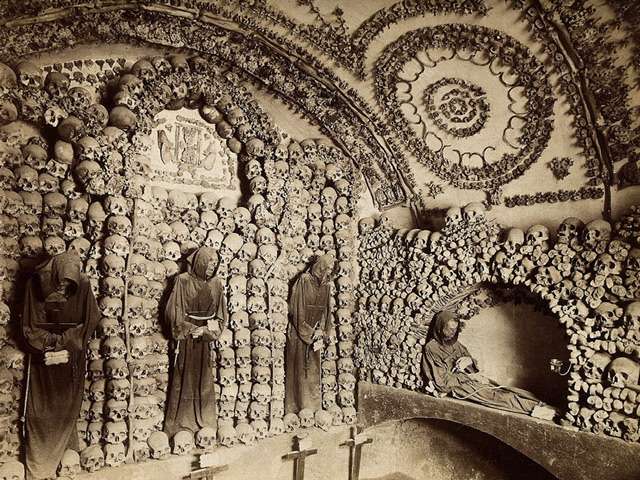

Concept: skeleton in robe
[[286, 255, 335, 413], [422, 311, 549, 416], [21, 252, 99, 480], [164, 247, 228, 438]]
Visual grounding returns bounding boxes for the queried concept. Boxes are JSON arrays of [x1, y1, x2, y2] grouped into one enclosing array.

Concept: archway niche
[[458, 286, 569, 408]]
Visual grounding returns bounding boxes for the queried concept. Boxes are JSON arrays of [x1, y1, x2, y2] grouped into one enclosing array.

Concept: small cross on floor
[[188, 453, 229, 480], [282, 433, 318, 480], [341, 426, 373, 480]]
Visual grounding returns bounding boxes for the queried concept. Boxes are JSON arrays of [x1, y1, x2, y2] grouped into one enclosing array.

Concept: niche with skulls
[[0, 52, 360, 472], [354, 202, 640, 443]]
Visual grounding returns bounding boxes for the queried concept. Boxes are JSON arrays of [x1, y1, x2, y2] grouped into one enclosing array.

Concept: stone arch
[[356, 382, 640, 480]]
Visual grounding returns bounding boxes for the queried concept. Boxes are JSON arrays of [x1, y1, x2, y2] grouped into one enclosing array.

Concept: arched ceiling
[[1, 0, 639, 228]]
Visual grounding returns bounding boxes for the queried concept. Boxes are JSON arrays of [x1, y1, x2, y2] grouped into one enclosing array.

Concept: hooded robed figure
[[286, 254, 335, 413], [422, 311, 547, 416], [21, 251, 99, 480], [164, 247, 227, 438]]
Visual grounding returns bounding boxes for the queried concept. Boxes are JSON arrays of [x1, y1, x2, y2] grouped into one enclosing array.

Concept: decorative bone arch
[[355, 204, 640, 442], [0, 5, 410, 209]]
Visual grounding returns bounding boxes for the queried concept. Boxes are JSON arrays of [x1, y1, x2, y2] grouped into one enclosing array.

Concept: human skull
[[217, 424, 237, 447], [106, 399, 128, 422], [315, 409, 333, 431], [557, 217, 584, 244], [163, 241, 181, 261], [0, 98, 18, 126], [107, 215, 132, 237], [105, 358, 128, 380], [172, 430, 195, 455], [338, 390, 355, 408], [16, 61, 41, 88], [445, 206, 463, 226], [298, 408, 315, 428], [104, 420, 127, 444], [583, 219, 611, 246], [104, 443, 126, 468], [525, 224, 549, 246], [463, 202, 485, 222], [594, 302, 622, 328], [131, 58, 156, 81], [19, 235, 43, 257], [102, 336, 126, 359], [80, 445, 104, 473], [252, 366, 271, 385], [584, 351, 612, 381], [236, 422, 256, 445], [283, 413, 300, 433], [57, 449, 80, 477], [342, 407, 357, 425], [196, 427, 217, 449], [245, 159, 262, 180], [606, 357, 639, 389], [504, 228, 525, 254], [594, 253, 621, 276], [16, 165, 39, 192], [17, 213, 39, 237], [148, 431, 170, 459]]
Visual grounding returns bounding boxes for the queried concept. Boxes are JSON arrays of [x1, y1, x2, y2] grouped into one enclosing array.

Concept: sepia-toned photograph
[[0, 0, 639, 479]]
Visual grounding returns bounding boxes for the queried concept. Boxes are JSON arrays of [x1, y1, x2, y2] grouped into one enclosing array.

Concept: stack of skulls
[[85, 194, 130, 468], [247, 157, 283, 440], [355, 217, 418, 390], [199, 193, 246, 445], [128, 190, 175, 459], [0, 297, 21, 465], [121, 196, 167, 463], [0, 61, 108, 467], [260, 138, 360, 428], [355, 204, 500, 391], [615, 205, 640, 247], [529, 216, 640, 439]]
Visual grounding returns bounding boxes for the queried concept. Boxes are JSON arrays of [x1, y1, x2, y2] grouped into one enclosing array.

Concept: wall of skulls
[[355, 203, 640, 443], [0, 53, 359, 473]]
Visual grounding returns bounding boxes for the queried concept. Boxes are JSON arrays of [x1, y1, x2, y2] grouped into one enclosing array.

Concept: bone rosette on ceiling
[[375, 24, 555, 192]]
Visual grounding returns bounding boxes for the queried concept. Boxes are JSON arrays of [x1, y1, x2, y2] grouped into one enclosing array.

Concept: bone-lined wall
[[0, 52, 360, 472], [355, 206, 640, 440], [1, 0, 640, 478]]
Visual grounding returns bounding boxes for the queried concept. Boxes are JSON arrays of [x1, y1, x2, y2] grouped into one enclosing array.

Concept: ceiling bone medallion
[[375, 24, 555, 192], [422, 77, 490, 138]]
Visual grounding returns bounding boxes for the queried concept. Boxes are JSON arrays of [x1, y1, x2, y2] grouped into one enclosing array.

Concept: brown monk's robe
[[285, 258, 332, 413], [164, 247, 227, 438], [421, 312, 540, 415], [21, 252, 99, 480]]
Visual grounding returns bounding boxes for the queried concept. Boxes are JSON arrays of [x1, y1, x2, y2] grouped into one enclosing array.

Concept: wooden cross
[[341, 426, 373, 480], [188, 453, 228, 480], [282, 434, 318, 480]]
